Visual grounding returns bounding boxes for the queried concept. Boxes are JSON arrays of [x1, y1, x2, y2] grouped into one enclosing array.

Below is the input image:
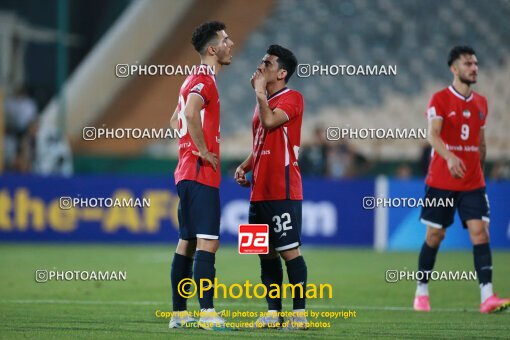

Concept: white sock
[[416, 282, 429, 296], [480, 283, 493, 303]]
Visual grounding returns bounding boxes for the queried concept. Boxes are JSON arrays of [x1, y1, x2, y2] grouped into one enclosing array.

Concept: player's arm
[[251, 69, 289, 130], [184, 94, 218, 171], [234, 153, 252, 187], [169, 104, 179, 130], [255, 92, 289, 129], [427, 118, 466, 178], [479, 128, 486, 171]]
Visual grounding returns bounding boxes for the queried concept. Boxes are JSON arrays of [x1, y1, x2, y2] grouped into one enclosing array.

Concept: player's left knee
[[196, 238, 220, 253], [470, 228, 490, 244], [472, 232, 490, 244], [176, 239, 197, 257], [280, 247, 301, 261]]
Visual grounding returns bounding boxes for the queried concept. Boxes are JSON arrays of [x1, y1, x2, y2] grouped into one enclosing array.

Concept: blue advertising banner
[[386, 179, 510, 250], [0, 175, 375, 246]]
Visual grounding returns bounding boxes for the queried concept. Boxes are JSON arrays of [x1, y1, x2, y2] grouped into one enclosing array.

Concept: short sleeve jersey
[[250, 88, 304, 201], [425, 85, 488, 191], [174, 65, 221, 188]]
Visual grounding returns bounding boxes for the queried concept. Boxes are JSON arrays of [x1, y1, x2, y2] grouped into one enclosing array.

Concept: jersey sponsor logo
[[260, 150, 271, 155], [238, 224, 269, 254], [463, 110, 471, 118], [448, 111, 456, 117], [445, 144, 479, 152]]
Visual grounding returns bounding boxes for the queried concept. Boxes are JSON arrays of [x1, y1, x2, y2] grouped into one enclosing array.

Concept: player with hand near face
[[236, 45, 309, 330]]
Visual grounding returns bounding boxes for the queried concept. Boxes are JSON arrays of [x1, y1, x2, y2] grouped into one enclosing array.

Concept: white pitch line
[[0, 299, 481, 312]]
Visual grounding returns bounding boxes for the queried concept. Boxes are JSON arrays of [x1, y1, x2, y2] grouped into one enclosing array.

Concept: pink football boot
[[480, 294, 510, 314]]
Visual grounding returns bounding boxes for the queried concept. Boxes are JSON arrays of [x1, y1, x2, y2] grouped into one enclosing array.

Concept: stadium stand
[[217, 0, 510, 160], [30, 0, 510, 162], [62, 0, 275, 155]]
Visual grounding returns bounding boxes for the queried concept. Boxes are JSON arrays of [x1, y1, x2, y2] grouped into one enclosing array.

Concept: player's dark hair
[[447, 45, 476, 66], [267, 44, 297, 83], [191, 21, 226, 55]]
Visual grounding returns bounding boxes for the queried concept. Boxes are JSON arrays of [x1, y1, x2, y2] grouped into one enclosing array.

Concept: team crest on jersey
[[479, 111, 485, 120], [462, 109, 471, 118], [191, 83, 204, 93]]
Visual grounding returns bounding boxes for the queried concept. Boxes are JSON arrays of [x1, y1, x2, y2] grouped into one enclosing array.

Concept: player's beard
[[218, 57, 231, 66], [216, 49, 232, 66], [459, 74, 477, 85]]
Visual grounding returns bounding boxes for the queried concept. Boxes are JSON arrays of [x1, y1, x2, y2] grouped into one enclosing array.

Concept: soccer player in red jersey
[[168, 21, 234, 329], [414, 46, 510, 313], [235, 45, 308, 329]]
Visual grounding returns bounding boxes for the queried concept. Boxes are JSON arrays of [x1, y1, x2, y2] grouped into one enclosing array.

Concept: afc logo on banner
[[238, 224, 269, 254]]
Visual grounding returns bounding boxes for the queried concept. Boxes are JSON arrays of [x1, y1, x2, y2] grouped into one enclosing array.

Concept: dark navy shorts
[[176, 180, 220, 240], [249, 200, 302, 252], [420, 186, 490, 229]]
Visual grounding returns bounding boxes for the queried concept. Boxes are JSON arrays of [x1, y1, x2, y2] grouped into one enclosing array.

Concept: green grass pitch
[[0, 244, 509, 339]]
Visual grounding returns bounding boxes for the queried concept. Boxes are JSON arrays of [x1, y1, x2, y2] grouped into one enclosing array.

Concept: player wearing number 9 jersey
[[235, 45, 308, 330], [414, 46, 509, 314], [168, 21, 234, 330], [425, 83, 487, 191]]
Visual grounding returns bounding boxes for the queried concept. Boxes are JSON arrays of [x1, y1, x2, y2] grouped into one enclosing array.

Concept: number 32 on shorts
[[272, 213, 293, 233]]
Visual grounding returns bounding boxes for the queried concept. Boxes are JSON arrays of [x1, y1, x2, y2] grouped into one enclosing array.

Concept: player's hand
[[192, 150, 218, 171], [446, 154, 466, 179], [251, 69, 267, 92], [234, 166, 250, 187]]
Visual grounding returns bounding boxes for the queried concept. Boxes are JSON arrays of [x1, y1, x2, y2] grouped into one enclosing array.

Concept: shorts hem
[[425, 184, 486, 192], [420, 218, 443, 229], [196, 233, 219, 240], [179, 236, 197, 241], [274, 242, 300, 252]]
